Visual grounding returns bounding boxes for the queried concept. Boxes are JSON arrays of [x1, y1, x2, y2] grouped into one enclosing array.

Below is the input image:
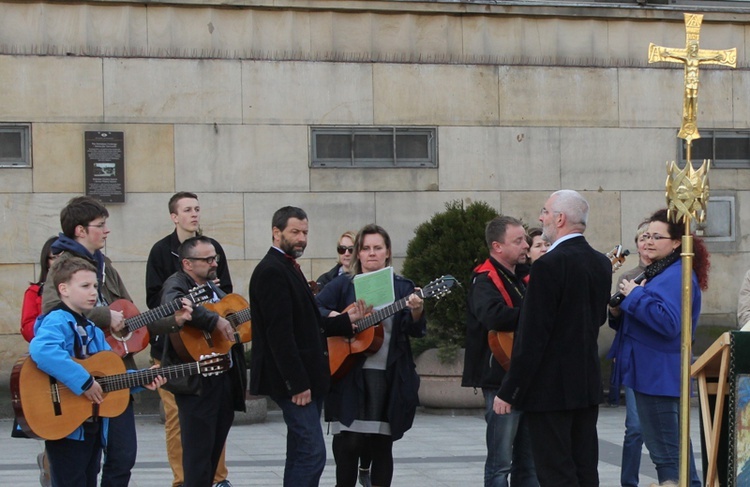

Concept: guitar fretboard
[[354, 296, 411, 334], [124, 299, 184, 333], [98, 362, 203, 392], [228, 308, 252, 328]]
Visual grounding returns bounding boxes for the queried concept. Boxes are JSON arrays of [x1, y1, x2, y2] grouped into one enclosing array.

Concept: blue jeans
[[621, 387, 644, 487], [483, 389, 537, 487], [272, 396, 326, 487], [634, 391, 701, 487], [101, 398, 137, 487]]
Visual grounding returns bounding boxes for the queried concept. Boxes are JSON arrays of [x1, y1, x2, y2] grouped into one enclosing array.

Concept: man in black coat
[[158, 236, 246, 487], [249, 206, 368, 487], [495, 190, 612, 486], [462, 215, 537, 487]]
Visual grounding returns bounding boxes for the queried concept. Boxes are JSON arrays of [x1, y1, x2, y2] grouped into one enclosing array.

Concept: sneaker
[[37, 452, 51, 487], [358, 468, 372, 487], [212, 481, 233, 487]]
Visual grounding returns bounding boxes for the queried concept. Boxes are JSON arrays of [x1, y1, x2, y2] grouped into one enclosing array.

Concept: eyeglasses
[[87, 222, 108, 229], [336, 246, 354, 255], [187, 255, 220, 264], [640, 234, 670, 242]]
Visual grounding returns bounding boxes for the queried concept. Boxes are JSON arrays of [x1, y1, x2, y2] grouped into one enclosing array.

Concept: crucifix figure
[[648, 13, 736, 143]]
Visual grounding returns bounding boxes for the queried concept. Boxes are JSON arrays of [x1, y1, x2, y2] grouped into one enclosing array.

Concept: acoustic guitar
[[106, 284, 211, 357], [488, 245, 629, 371], [10, 350, 229, 440], [328, 275, 457, 380], [170, 293, 252, 362]]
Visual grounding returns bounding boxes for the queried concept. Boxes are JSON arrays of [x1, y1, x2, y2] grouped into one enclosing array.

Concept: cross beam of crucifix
[[648, 13, 736, 143]]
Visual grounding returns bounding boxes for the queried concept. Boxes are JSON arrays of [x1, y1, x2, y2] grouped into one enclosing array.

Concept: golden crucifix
[[648, 13, 736, 143], [647, 12, 736, 487]]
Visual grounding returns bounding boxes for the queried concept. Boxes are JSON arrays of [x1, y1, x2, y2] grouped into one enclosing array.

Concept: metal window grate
[[311, 127, 437, 168]]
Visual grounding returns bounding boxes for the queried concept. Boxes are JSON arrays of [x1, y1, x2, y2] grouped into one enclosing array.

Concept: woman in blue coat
[[610, 209, 710, 487], [316, 224, 426, 487]]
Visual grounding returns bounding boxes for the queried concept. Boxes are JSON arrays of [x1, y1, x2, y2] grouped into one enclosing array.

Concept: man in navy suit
[[494, 190, 612, 486], [248, 206, 368, 487]]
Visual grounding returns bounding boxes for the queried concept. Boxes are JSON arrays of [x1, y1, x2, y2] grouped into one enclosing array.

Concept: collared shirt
[[547, 232, 583, 253]]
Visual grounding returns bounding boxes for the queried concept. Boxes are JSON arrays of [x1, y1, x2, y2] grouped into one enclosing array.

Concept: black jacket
[[145, 230, 232, 309], [316, 274, 426, 441], [461, 257, 525, 389], [497, 236, 611, 411], [249, 248, 353, 399], [157, 270, 247, 408]]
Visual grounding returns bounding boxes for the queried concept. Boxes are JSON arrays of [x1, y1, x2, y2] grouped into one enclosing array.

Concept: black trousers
[[524, 405, 599, 487], [175, 374, 235, 487]]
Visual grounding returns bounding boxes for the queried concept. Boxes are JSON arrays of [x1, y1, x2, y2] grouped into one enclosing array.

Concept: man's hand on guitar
[[109, 309, 125, 333], [174, 298, 194, 327], [215, 317, 236, 343], [292, 389, 312, 406], [493, 396, 512, 415], [143, 366, 167, 391], [83, 380, 104, 404], [345, 299, 373, 327]]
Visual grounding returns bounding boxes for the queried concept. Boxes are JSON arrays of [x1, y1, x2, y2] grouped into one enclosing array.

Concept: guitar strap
[[474, 259, 529, 308]]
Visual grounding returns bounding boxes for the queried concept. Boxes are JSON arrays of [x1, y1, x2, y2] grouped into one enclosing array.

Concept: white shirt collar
[[547, 232, 583, 253]]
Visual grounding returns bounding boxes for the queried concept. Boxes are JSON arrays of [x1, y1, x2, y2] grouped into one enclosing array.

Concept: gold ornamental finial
[[665, 159, 710, 224], [648, 13, 737, 144]]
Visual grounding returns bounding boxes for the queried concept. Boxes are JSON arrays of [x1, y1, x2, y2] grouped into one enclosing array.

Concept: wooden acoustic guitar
[[328, 275, 457, 381], [170, 293, 252, 362], [10, 350, 230, 440], [106, 284, 211, 357], [488, 245, 630, 371]]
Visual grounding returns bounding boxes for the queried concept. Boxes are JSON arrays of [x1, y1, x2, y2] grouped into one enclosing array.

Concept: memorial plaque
[[85, 131, 125, 203]]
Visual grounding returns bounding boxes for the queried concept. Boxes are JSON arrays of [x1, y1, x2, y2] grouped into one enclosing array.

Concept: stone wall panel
[[0, 55, 103, 122], [439, 126, 561, 191], [174, 124, 309, 192], [498, 66, 618, 127], [373, 64, 498, 125], [560, 128, 676, 191], [243, 61, 373, 124], [103, 58, 242, 123]]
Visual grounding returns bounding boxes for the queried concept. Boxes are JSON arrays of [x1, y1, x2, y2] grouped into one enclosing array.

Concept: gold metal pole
[[649, 12, 736, 486], [679, 227, 693, 487]]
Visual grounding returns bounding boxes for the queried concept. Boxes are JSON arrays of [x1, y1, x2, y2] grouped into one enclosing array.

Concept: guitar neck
[[228, 308, 252, 328], [354, 296, 410, 333], [124, 299, 184, 333], [97, 362, 201, 393]]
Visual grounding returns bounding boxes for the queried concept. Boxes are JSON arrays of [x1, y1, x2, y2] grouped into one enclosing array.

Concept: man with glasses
[[494, 190, 612, 486], [156, 236, 247, 487], [42, 196, 191, 487], [146, 191, 234, 487]]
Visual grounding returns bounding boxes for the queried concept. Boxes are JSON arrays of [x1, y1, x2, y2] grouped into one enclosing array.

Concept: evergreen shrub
[[402, 200, 500, 363]]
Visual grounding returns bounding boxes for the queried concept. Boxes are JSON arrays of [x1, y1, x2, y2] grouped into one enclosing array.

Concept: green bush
[[402, 200, 500, 363]]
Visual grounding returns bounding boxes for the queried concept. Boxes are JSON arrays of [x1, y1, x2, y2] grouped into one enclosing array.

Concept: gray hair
[[550, 190, 588, 229]]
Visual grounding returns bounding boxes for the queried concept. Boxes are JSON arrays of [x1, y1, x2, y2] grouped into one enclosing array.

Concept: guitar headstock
[[197, 352, 231, 376], [419, 275, 459, 300], [606, 245, 630, 273], [187, 284, 213, 306]]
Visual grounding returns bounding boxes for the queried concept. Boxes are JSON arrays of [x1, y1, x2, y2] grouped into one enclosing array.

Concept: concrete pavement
[[0, 404, 703, 486]]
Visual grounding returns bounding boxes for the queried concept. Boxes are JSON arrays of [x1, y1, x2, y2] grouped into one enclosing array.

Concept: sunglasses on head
[[336, 245, 354, 255]]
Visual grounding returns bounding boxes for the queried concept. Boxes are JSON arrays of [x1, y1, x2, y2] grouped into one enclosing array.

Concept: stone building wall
[[0, 0, 748, 378]]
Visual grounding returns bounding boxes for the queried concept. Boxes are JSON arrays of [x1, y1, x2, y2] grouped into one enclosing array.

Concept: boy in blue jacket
[[29, 256, 166, 487]]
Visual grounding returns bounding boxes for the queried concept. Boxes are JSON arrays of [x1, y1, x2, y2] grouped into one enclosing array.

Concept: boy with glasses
[[42, 196, 190, 487]]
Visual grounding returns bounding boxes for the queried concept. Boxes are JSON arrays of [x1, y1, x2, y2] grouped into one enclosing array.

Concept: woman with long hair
[[20, 236, 58, 342], [315, 224, 426, 487], [610, 209, 709, 487]]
